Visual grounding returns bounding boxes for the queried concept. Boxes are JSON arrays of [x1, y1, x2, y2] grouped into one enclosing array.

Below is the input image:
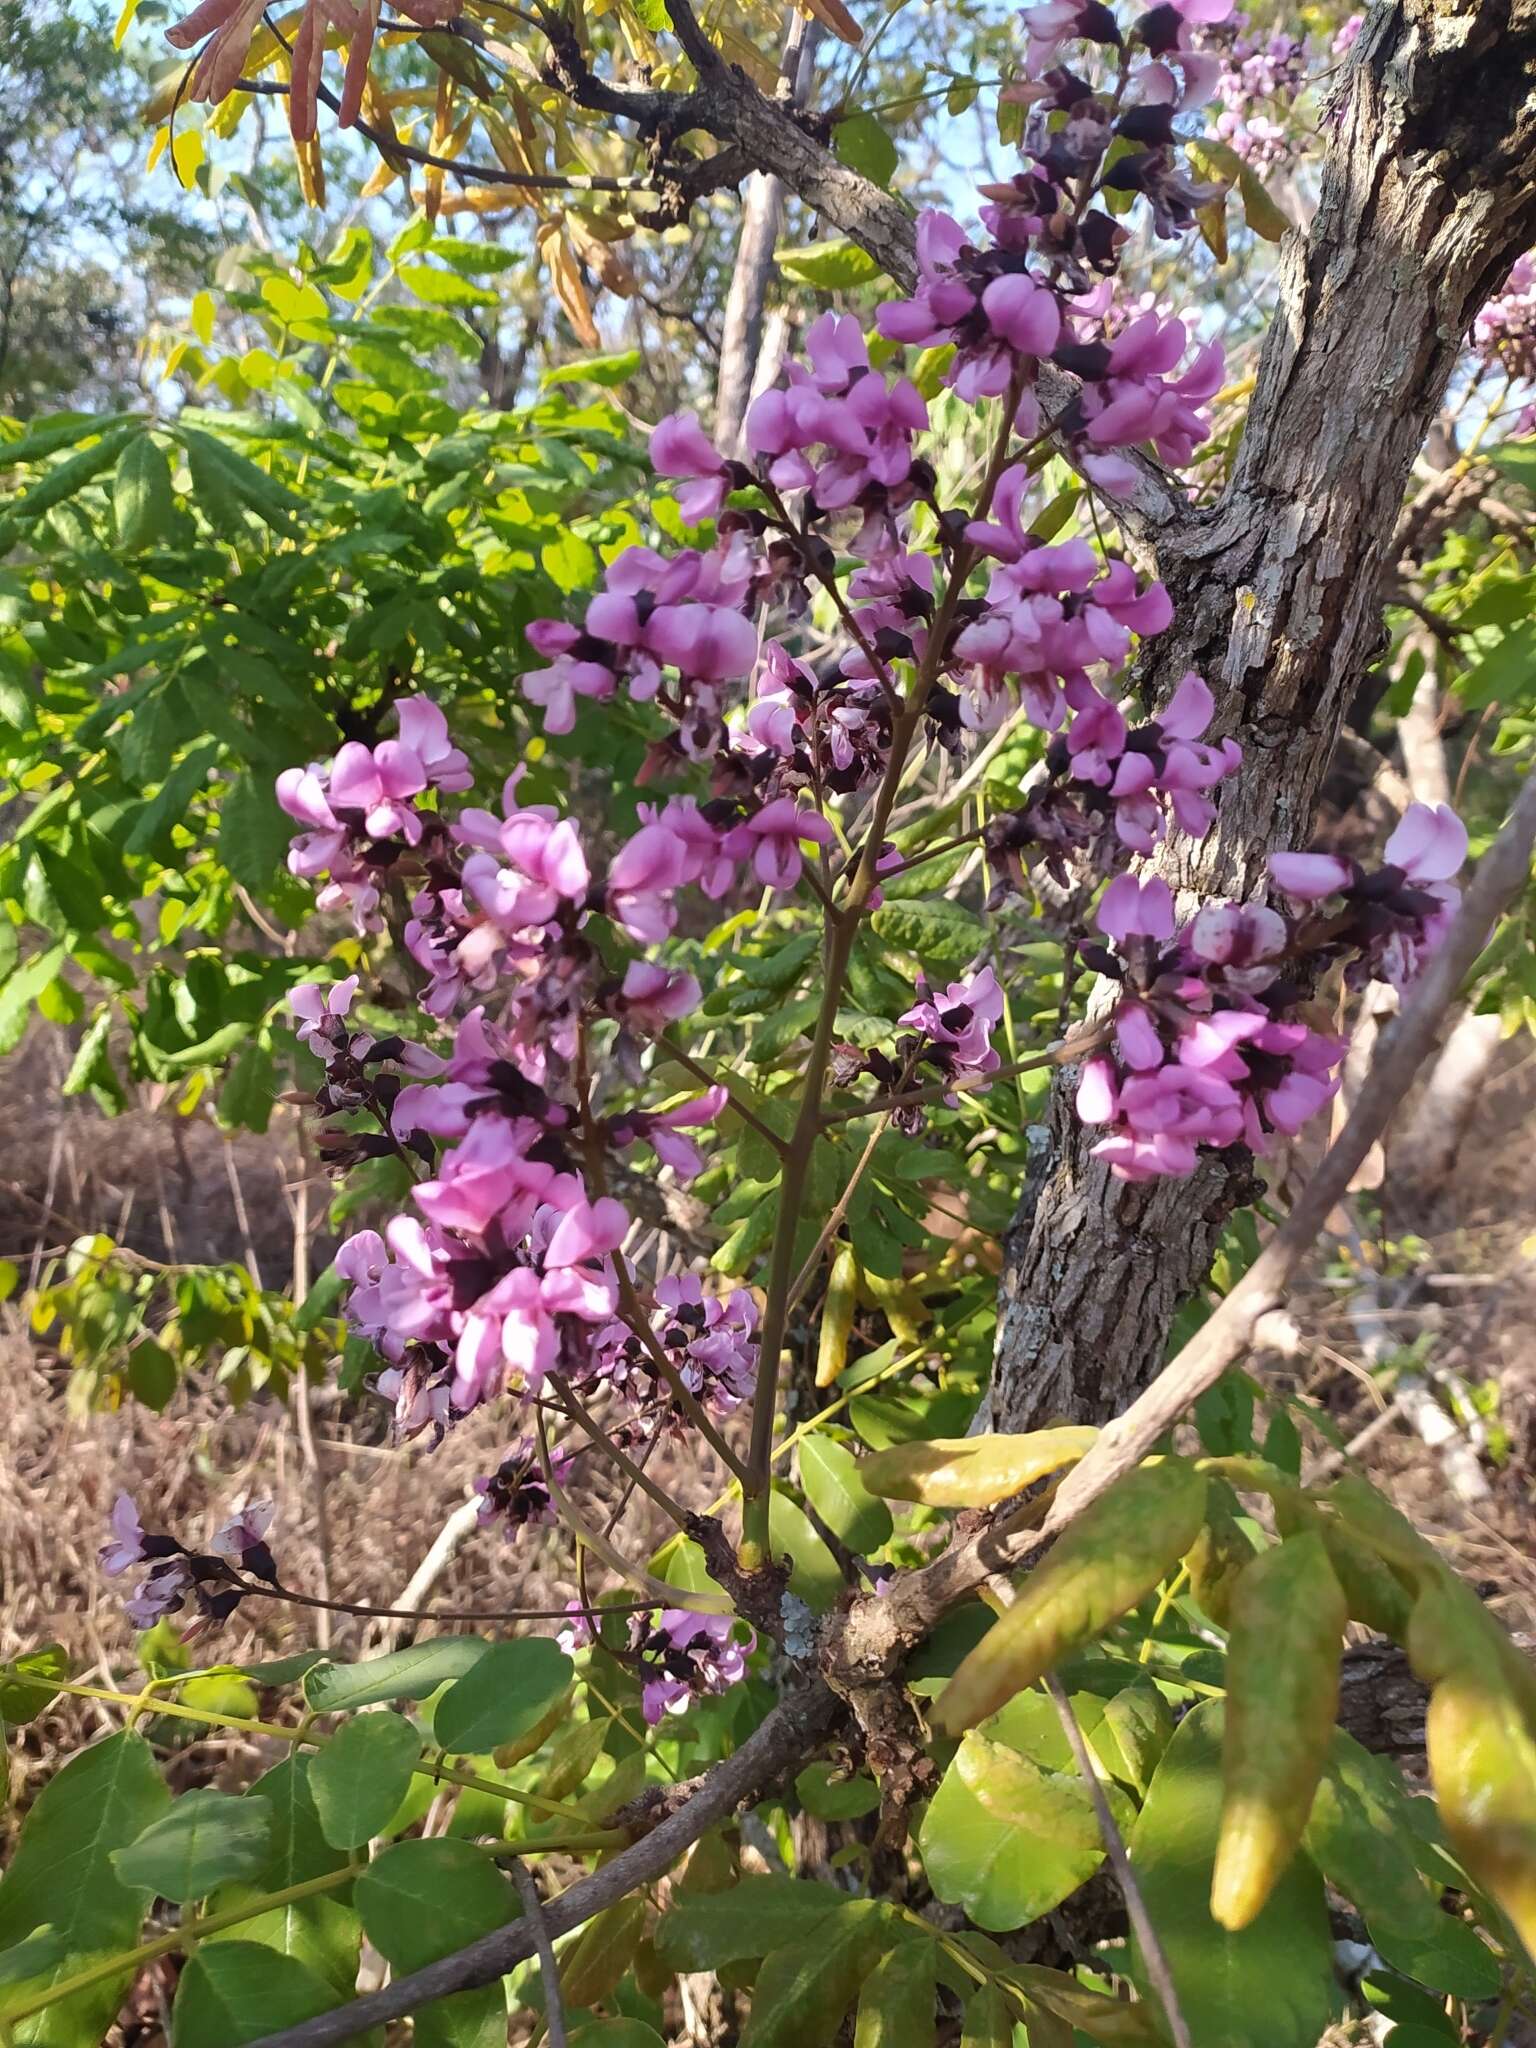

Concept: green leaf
[[853, 1936, 935, 2048], [355, 1837, 515, 2046], [868, 900, 988, 975], [918, 1731, 1122, 1930], [203, 1758, 357, 1995], [1368, 1914, 1501, 2000], [180, 428, 306, 536], [302, 1636, 490, 1713], [1489, 436, 1536, 495], [0, 1645, 70, 1725], [1126, 1700, 1335, 2048], [794, 1763, 882, 1820], [432, 1638, 573, 1755], [541, 530, 600, 593], [171, 1944, 341, 2047], [777, 241, 883, 291], [113, 436, 175, 550], [0, 1731, 171, 2045], [569, 2024, 667, 2048], [0, 945, 67, 1058], [833, 112, 898, 189], [655, 1877, 855, 1970], [220, 775, 296, 893], [356, 1838, 515, 1969], [768, 1488, 845, 1611], [1302, 1736, 1442, 1940], [0, 1932, 66, 1992], [798, 1436, 892, 1554], [1237, 165, 1290, 243], [1452, 621, 1536, 712], [542, 350, 644, 389], [738, 1899, 889, 2048], [113, 1788, 274, 1902], [217, 1039, 277, 1135], [398, 263, 500, 309], [8, 426, 137, 529], [308, 1711, 422, 1850]]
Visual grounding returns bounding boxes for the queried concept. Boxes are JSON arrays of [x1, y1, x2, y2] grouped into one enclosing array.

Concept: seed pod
[[816, 1244, 861, 1389], [560, 1893, 647, 2007], [860, 1428, 1099, 1509], [1333, 1476, 1536, 1719], [932, 1458, 1208, 1735], [1211, 1530, 1347, 1931], [1425, 1651, 1536, 1955], [1183, 1484, 1256, 1627], [1318, 1516, 1414, 1641]]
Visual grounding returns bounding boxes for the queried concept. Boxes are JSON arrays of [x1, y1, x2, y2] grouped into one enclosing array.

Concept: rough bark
[[988, 0, 1536, 1431]]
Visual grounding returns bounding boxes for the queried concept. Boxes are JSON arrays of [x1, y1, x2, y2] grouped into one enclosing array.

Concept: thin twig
[[1045, 1677, 1192, 2048], [510, 1862, 568, 2048], [549, 1374, 692, 1530]]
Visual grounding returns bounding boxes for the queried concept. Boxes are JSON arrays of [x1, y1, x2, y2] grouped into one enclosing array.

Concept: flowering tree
[[4, 1, 1536, 2046]]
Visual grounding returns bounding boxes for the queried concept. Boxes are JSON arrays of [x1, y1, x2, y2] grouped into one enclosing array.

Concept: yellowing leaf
[[859, 1427, 1098, 1507], [1211, 1532, 1347, 1931], [933, 1459, 1207, 1733]]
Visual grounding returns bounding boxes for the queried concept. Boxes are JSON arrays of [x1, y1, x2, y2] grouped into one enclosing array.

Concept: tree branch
[[240, 1678, 839, 2048]]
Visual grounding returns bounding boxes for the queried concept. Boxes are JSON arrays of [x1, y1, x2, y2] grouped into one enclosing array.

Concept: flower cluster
[[1202, 16, 1312, 171], [100, 1494, 277, 1630], [1076, 801, 1468, 1179], [585, 1275, 760, 1425], [561, 1605, 755, 1724], [1471, 253, 1536, 383], [276, 698, 470, 932], [474, 1438, 574, 1539], [1269, 800, 1468, 992], [985, 669, 1241, 893]]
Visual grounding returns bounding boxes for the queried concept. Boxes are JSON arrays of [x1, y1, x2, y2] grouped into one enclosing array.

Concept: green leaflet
[[0, 1731, 170, 2046], [654, 1877, 857, 1970], [355, 1839, 516, 2048], [113, 1787, 274, 1902], [302, 1636, 491, 1712], [171, 1944, 341, 2047], [1127, 1701, 1336, 2048], [918, 1731, 1128, 1929], [203, 1756, 358, 1996], [432, 1638, 573, 1755], [737, 1899, 890, 2048], [798, 1434, 892, 1553], [852, 1937, 935, 2048], [307, 1711, 422, 1850]]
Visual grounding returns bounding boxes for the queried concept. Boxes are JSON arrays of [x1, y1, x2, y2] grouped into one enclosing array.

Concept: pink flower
[[651, 412, 731, 524], [1268, 851, 1354, 901], [619, 961, 701, 1032], [1385, 801, 1468, 883], [735, 798, 835, 891], [1097, 873, 1176, 945], [545, 1197, 630, 1269], [290, 976, 359, 1048]]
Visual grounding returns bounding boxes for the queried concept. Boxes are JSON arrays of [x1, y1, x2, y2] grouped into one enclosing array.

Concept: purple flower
[[474, 1437, 571, 1538], [100, 1493, 148, 1575], [636, 1608, 754, 1723]]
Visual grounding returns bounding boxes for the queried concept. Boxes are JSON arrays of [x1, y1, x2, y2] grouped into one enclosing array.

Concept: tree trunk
[[987, 0, 1536, 1430]]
